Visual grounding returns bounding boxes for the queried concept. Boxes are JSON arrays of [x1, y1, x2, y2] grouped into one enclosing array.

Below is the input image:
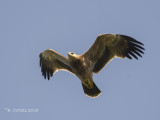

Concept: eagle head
[[68, 52, 78, 61]]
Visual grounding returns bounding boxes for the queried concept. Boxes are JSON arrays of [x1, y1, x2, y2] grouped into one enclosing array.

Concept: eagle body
[[39, 34, 145, 97], [68, 54, 93, 87], [67, 53, 101, 97]]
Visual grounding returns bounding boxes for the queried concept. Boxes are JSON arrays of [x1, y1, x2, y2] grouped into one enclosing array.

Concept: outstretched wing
[[39, 49, 73, 80], [82, 34, 145, 73]]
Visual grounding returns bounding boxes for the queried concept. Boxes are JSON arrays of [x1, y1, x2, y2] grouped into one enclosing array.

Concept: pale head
[[68, 52, 78, 61]]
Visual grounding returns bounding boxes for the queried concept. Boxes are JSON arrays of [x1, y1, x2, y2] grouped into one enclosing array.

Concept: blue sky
[[0, 0, 160, 120]]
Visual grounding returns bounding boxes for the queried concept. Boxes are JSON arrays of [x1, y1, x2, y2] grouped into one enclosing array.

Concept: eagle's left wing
[[39, 49, 73, 80], [82, 34, 145, 73]]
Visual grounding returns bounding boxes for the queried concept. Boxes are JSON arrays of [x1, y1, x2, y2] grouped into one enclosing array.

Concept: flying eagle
[[39, 34, 144, 97]]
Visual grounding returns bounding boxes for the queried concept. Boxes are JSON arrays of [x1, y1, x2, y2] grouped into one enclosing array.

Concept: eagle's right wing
[[82, 34, 144, 73], [39, 49, 73, 80]]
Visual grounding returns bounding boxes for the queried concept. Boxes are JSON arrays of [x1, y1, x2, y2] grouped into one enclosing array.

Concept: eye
[[71, 52, 74, 54]]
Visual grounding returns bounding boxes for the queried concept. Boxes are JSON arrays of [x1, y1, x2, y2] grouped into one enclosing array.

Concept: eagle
[[39, 34, 144, 97]]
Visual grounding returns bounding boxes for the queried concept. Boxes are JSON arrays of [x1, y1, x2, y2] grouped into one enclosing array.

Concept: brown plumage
[[39, 34, 145, 97]]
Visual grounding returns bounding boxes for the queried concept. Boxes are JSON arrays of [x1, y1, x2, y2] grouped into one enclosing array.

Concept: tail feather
[[82, 82, 101, 97]]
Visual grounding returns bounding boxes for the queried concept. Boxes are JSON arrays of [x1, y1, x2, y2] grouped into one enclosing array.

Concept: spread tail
[[82, 81, 101, 97]]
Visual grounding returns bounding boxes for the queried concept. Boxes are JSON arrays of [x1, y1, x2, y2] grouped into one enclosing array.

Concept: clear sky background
[[0, 0, 159, 120]]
